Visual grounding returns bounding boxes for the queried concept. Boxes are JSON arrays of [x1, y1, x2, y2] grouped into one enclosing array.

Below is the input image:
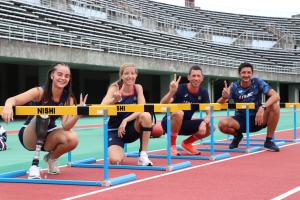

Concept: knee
[[171, 110, 184, 121], [196, 123, 213, 138], [65, 131, 79, 150], [218, 120, 229, 133], [109, 154, 124, 165], [138, 112, 152, 123], [269, 103, 280, 114]]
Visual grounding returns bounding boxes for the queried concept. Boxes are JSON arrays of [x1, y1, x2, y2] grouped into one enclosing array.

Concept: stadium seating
[[0, 0, 299, 74]]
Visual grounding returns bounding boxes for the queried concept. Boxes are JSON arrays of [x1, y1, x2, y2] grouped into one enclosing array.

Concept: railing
[[265, 23, 296, 49], [0, 22, 299, 75], [9, 0, 300, 52]]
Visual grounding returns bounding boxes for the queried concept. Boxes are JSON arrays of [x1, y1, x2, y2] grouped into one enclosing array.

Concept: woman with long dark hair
[[2, 63, 87, 178]]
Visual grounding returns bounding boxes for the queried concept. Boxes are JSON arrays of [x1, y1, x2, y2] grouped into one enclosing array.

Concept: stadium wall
[[1, 39, 300, 104]]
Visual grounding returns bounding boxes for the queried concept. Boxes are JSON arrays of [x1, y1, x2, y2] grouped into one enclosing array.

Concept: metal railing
[[1, 22, 299, 75], [9, 0, 299, 51]]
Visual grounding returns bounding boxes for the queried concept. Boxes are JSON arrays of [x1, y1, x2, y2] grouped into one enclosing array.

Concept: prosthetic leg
[[28, 115, 49, 179], [138, 126, 153, 166]]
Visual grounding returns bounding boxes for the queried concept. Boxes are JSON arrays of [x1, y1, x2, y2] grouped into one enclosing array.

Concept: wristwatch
[[261, 105, 267, 110]]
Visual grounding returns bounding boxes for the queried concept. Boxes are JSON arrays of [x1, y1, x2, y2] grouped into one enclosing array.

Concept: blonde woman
[[101, 63, 153, 166]]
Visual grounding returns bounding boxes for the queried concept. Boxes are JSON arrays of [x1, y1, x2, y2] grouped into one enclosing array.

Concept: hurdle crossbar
[[0, 105, 136, 186], [126, 103, 230, 161], [72, 104, 192, 171]]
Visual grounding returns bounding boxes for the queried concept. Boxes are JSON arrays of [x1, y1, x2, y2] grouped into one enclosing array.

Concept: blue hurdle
[[0, 107, 136, 186], [71, 106, 192, 172], [247, 103, 300, 143], [127, 104, 230, 161], [201, 104, 275, 153]]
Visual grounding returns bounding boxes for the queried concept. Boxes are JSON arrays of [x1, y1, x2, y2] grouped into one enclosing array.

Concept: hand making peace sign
[[79, 93, 88, 106], [221, 80, 232, 99], [170, 74, 181, 94]]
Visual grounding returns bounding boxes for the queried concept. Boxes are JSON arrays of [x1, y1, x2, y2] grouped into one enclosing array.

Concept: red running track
[[63, 142, 300, 200], [1, 129, 300, 200]]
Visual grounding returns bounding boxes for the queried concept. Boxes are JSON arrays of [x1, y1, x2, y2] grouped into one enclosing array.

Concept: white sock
[[140, 151, 147, 156]]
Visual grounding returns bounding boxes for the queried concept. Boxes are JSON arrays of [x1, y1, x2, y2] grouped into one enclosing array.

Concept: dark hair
[[42, 62, 76, 105], [238, 62, 253, 73], [189, 65, 203, 75]]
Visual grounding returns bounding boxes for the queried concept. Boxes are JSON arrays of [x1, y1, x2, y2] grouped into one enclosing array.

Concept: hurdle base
[[71, 159, 191, 171], [0, 177, 104, 186], [208, 153, 230, 160], [166, 166, 173, 172], [104, 173, 137, 186], [202, 141, 285, 147], [127, 151, 230, 161], [168, 161, 192, 171], [0, 168, 136, 186], [198, 147, 262, 153], [126, 152, 210, 160], [247, 138, 300, 143], [101, 180, 111, 187], [0, 170, 27, 178]]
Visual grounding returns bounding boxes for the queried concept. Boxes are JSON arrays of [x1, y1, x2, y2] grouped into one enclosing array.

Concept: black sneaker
[[264, 141, 280, 152], [229, 134, 243, 149]]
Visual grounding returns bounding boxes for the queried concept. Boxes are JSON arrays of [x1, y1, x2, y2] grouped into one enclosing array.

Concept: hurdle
[[201, 103, 282, 153], [0, 105, 136, 186], [71, 104, 192, 172], [247, 103, 300, 143], [126, 103, 230, 161]]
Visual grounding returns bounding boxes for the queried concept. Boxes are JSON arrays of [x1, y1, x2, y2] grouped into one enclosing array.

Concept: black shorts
[[108, 120, 140, 148], [161, 116, 203, 136], [233, 115, 267, 134], [18, 125, 58, 151]]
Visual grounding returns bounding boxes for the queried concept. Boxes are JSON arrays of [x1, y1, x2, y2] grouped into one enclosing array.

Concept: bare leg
[[218, 117, 241, 136], [108, 145, 125, 164], [43, 129, 78, 159], [135, 112, 154, 166], [170, 110, 184, 136], [135, 112, 152, 152], [263, 103, 280, 138]]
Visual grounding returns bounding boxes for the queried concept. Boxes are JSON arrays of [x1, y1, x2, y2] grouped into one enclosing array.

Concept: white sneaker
[[138, 151, 153, 166], [44, 153, 60, 174], [27, 165, 41, 179]]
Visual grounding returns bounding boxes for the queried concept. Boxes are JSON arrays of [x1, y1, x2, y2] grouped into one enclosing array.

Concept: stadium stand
[[0, 0, 299, 75]]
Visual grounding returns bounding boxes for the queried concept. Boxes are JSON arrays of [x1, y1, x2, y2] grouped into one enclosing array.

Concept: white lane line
[[63, 142, 300, 200], [271, 186, 300, 200]]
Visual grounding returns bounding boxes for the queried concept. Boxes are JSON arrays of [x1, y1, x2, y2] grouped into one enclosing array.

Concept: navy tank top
[[23, 87, 69, 129], [108, 86, 137, 129]]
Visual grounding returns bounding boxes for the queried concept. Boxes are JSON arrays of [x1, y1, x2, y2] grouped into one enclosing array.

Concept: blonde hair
[[112, 63, 138, 88]]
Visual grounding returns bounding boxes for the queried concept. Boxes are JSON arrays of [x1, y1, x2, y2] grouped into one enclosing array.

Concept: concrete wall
[[1, 39, 300, 104], [1, 39, 299, 83]]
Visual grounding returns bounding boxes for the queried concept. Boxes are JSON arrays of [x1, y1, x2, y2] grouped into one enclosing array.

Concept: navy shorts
[[233, 115, 267, 134], [161, 116, 203, 136], [18, 125, 58, 151], [108, 120, 140, 148]]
